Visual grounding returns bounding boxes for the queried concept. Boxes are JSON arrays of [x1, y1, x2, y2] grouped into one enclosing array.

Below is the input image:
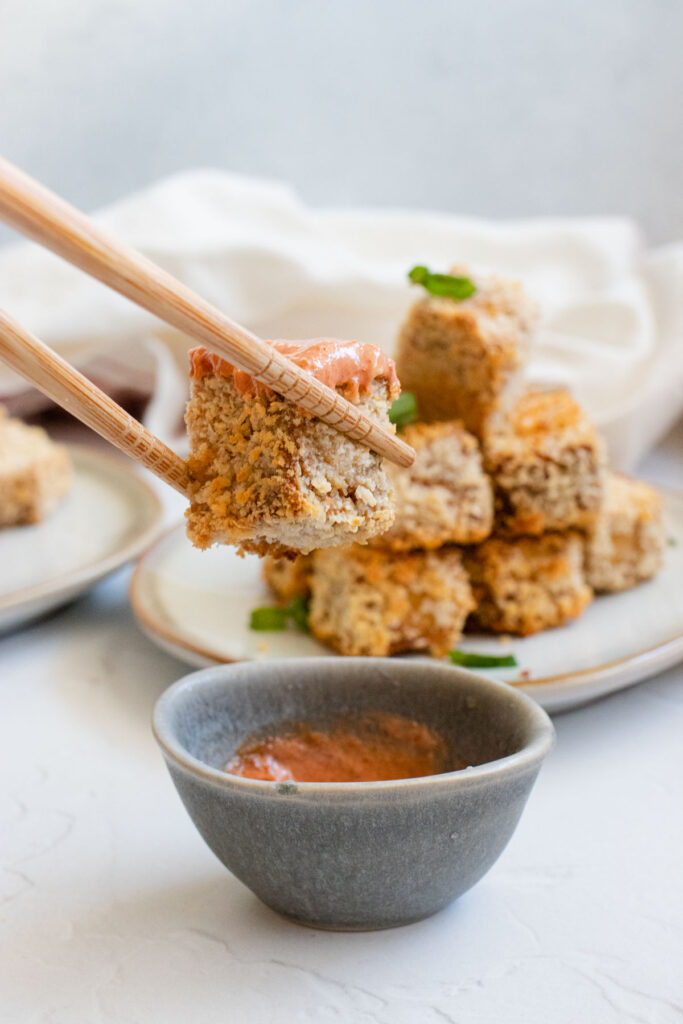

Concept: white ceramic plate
[[130, 490, 683, 712], [0, 446, 162, 634]]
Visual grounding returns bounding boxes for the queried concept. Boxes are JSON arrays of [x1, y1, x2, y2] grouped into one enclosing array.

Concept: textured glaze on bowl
[[153, 658, 554, 930]]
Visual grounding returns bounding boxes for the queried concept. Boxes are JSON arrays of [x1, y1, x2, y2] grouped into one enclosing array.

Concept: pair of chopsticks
[[0, 157, 413, 495]]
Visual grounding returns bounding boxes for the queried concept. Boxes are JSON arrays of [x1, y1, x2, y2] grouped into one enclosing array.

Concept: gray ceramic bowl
[[153, 658, 554, 931]]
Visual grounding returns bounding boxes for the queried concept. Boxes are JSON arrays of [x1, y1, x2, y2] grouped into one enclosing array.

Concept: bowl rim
[[152, 657, 555, 794]]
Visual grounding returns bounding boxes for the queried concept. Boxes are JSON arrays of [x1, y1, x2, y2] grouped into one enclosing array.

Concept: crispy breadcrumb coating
[[371, 420, 493, 550], [585, 473, 665, 592], [483, 389, 606, 536], [185, 352, 399, 556], [309, 544, 474, 656], [395, 269, 537, 435], [262, 553, 313, 603], [464, 532, 592, 635], [0, 407, 72, 527]]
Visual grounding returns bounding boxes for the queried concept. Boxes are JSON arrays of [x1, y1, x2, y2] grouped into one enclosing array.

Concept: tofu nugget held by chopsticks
[[185, 339, 401, 556]]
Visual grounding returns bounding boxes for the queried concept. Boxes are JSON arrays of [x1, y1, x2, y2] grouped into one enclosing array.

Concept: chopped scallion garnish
[[250, 596, 311, 633], [408, 265, 476, 300], [389, 391, 418, 428], [288, 594, 311, 634], [250, 606, 289, 631], [449, 650, 518, 669]]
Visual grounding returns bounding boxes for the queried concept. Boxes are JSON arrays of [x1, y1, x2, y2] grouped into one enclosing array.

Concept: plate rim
[[129, 488, 683, 692], [130, 521, 241, 666], [0, 444, 164, 614]]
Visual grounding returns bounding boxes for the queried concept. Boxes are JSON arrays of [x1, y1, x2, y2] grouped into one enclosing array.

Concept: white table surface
[[2, 424, 682, 1024]]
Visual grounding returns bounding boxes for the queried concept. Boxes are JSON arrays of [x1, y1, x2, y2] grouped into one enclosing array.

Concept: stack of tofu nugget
[[263, 269, 667, 657]]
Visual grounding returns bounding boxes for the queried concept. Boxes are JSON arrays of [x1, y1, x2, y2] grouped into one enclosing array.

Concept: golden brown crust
[[464, 532, 592, 635], [584, 473, 665, 592], [185, 373, 396, 555], [483, 389, 607, 536], [0, 408, 72, 527], [309, 545, 474, 657], [262, 554, 314, 603], [370, 420, 493, 550], [395, 271, 537, 435]]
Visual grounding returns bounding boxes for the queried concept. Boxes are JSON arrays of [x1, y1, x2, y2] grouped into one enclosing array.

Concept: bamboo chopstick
[[0, 157, 414, 469], [0, 308, 189, 495]]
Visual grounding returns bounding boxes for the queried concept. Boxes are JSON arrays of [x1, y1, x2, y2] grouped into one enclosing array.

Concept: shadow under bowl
[[153, 657, 554, 931]]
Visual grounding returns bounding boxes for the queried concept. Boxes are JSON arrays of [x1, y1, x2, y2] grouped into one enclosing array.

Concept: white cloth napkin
[[0, 169, 681, 469]]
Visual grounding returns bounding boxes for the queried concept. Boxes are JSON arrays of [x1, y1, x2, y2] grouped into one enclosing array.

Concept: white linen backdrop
[[0, 170, 681, 469]]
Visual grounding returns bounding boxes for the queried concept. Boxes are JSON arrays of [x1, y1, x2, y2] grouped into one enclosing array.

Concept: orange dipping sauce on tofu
[[189, 339, 399, 402], [224, 712, 458, 783]]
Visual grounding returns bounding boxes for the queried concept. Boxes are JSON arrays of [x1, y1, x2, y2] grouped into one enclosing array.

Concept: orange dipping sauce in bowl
[[224, 711, 461, 783]]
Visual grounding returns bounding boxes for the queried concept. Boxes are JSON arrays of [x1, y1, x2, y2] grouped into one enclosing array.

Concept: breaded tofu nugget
[[585, 474, 665, 592], [262, 553, 313, 604], [464, 532, 592, 635], [483, 389, 606, 536], [395, 270, 538, 435], [0, 407, 72, 527], [185, 340, 400, 556], [370, 420, 493, 550], [309, 545, 474, 657]]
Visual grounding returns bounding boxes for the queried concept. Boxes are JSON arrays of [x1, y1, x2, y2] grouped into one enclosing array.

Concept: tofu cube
[[395, 270, 537, 436], [0, 407, 72, 527], [309, 545, 474, 657], [185, 341, 400, 556], [371, 420, 493, 550], [484, 389, 606, 536], [585, 473, 665, 592], [464, 532, 593, 635]]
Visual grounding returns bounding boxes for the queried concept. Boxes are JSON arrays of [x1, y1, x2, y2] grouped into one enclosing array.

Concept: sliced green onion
[[449, 649, 518, 668], [408, 265, 476, 301], [250, 606, 289, 631], [389, 391, 418, 428], [249, 596, 311, 633], [288, 594, 311, 634], [408, 265, 430, 285]]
